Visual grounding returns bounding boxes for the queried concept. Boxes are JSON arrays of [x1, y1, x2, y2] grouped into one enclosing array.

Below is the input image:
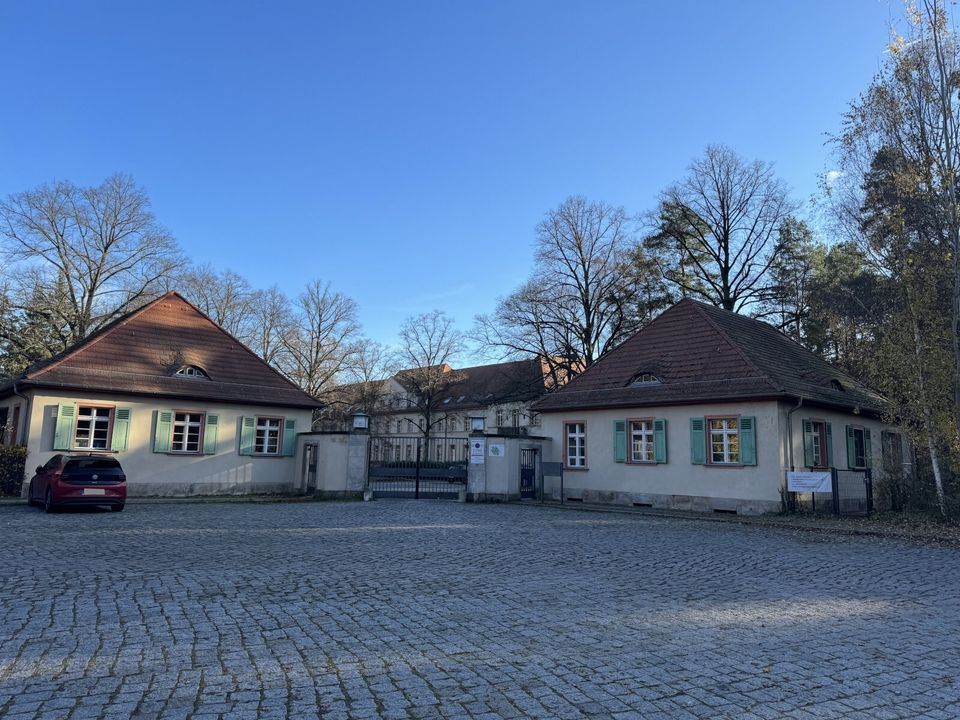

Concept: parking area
[[1, 501, 959, 720]]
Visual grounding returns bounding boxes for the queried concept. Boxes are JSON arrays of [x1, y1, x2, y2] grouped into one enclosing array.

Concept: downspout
[[786, 395, 804, 472], [11, 381, 32, 499], [784, 396, 804, 512], [11, 381, 30, 447]]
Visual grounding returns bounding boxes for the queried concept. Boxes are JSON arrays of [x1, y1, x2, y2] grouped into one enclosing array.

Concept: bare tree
[[176, 264, 254, 338], [279, 279, 361, 398], [645, 145, 796, 312], [245, 286, 292, 365], [475, 196, 649, 384], [0, 174, 183, 349], [395, 310, 465, 451]]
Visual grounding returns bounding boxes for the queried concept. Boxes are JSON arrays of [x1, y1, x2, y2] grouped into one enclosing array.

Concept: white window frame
[[629, 418, 655, 464], [74, 405, 114, 450], [565, 422, 587, 468], [171, 411, 205, 454], [708, 417, 740, 465], [254, 416, 282, 456], [811, 420, 827, 469], [851, 426, 867, 469]]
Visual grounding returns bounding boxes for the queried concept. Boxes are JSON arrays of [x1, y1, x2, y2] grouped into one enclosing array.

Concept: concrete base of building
[[129, 481, 295, 497], [549, 488, 781, 515], [314, 490, 364, 501], [467, 492, 519, 503]]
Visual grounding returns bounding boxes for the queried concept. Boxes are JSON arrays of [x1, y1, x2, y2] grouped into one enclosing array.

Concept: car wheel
[[111, 504, 124, 513], [43, 487, 56, 514]]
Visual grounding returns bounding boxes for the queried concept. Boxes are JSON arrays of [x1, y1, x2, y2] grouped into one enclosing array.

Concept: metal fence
[[832, 468, 873, 517], [368, 436, 469, 499]]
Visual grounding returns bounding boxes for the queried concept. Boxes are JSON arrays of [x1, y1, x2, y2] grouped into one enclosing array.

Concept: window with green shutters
[[802, 419, 832, 469], [691, 415, 756, 466], [845, 425, 871, 469], [53, 404, 130, 452], [622, 418, 667, 464], [238, 416, 296, 457]]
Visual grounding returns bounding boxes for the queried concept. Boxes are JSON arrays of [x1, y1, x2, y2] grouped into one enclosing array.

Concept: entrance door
[[520, 448, 537, 499]]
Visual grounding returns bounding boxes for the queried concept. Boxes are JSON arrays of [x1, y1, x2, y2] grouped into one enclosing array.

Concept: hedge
[[0, 445, 28, 497]]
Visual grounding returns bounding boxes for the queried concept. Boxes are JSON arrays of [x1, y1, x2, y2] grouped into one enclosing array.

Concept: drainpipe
[[786, 395, 804, 472], [11, 381, 30, 447], [784, 396, 804, 511]]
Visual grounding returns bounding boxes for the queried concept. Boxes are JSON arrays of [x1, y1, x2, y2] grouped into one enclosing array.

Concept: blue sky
[[0, 1, 900, 356]]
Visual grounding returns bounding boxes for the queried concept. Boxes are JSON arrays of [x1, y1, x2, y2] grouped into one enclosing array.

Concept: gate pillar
[[347, 432, 370, 495]]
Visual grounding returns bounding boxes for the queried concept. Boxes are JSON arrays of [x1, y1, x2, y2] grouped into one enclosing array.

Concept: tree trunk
[[912, 311, 947, 516]]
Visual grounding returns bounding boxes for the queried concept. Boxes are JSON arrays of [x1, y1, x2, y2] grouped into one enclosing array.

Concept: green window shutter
[[613, 420, 626, 463], [111, 408, 131, 452], [864, 428, 873, 468], [239, 416, 255, 456], [689, 418, 706, 465], [282, 418, 297, 456], [740, 416, 757, 466], [53, 404, 75, 451], [846, 425, 856, 468], [203, 414, 219, 455], [153, 410, 172, 453], [653, 418, 667, 464], [826, 423, 834, 467], [802, 419, 814, 468]]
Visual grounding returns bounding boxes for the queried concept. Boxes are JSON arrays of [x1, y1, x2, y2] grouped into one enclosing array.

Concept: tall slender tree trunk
[[911, 310, 947, 515]]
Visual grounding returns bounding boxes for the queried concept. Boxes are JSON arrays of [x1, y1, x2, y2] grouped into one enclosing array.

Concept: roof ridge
[[687, 302, 781, 393]]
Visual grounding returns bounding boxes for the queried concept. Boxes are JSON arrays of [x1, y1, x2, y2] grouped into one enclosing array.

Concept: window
[[0, 407, 8, 445], [629, 372, 661, 386], [847, 425, 869, 469], [629, 419, 655, 463], [565, 422, 586, 468], [255, 416, 282, 455], [449, 415, 459, 432], [75, 406, 112, 449], [496, 409, 506, 427], [709, 417, 740, 464], [811, 421, 827, 468], [175, 365, 209, 380], [830, 379, 844, 392], [511, 409, 520, 427], [882, 431, 904, 472], [171, 412, 204, 453]]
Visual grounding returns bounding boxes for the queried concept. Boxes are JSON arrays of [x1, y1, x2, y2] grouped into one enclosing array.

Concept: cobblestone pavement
[[2, 501, 960, 720]]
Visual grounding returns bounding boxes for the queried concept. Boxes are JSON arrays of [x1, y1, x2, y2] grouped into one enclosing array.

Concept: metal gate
[[520, 448, 537, 499], [367, 435, 468, 499], [832, 468, 874, 516]]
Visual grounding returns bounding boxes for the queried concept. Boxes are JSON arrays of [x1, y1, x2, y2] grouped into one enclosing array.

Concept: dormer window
[[830, 379, 844, 392], [175, 365, 209, 380], [629, 372, 661, 386]]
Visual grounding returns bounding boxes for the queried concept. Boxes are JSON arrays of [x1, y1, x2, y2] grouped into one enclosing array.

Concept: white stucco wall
[[540, 400, 908, 514], [21, 390, 313, 497], [540, 401, 784, 513]]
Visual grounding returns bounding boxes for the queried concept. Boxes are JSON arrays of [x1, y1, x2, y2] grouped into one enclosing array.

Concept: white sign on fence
[[488, 443, 505, 458], [787, 471, 832, 493], [470, 439, 486, 464]]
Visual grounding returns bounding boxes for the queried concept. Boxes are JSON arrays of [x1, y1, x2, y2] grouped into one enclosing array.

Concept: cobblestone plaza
[[1, 501, 959, 719]]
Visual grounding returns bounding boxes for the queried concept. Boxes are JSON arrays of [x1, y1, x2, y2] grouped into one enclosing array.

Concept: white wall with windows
[[540, 400, 904, 514], [18, 390, 313, 497], [540, 401, 781, 513]]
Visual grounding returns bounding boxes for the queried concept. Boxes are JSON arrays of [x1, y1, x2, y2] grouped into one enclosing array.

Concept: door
[[520, 448, 537, 499]]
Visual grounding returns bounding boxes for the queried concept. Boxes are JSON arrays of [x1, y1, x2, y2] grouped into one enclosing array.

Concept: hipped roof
[[1, 292, 320, 409], [532, 299, 884, 416]]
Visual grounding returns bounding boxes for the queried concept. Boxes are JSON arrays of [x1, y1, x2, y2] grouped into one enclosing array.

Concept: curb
[[513, 500, 960, 546]]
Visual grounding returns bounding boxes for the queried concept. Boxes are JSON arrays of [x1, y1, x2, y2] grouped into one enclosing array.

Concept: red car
[[28, 454, 127, 513]]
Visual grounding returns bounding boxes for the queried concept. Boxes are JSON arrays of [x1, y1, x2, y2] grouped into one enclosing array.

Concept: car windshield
[[65, 458, 122, 472]]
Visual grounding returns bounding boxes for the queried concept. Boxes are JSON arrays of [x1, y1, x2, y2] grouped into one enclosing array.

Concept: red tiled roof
[[532, 299, 884, 415], [5, 292, 319, 409]]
